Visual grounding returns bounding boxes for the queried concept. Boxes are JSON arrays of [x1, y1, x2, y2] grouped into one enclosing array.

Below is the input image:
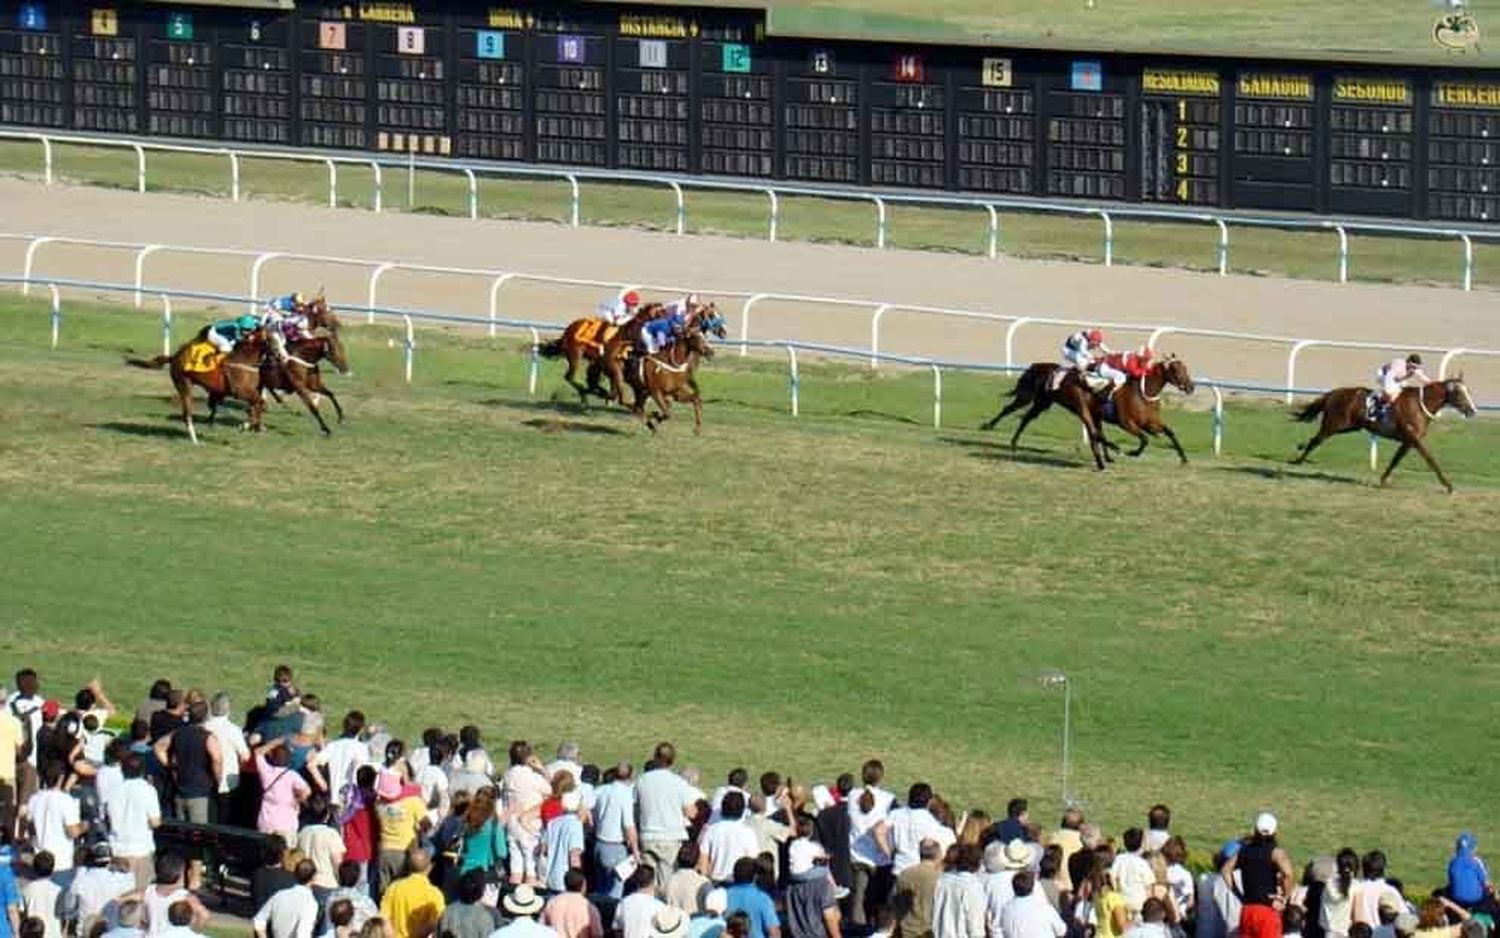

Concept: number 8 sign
[[398, 26, 424, 55]]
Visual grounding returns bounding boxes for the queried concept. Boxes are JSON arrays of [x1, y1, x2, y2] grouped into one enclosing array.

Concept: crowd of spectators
[[1, 666, 1495, 938]]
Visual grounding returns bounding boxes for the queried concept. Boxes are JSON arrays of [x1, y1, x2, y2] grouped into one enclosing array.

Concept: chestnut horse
[[601, 302, 727, 407], [1086, 356, 1197, 464], [1292, 377, 1478, 492], [537, 304, 663, 405], [259, 334, 351, 427], [126, 330, 272, 443], [624, 323, 715, 435]]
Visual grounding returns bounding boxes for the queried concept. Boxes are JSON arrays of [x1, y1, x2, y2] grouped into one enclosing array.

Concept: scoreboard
[[7, 0, 1500, 224]]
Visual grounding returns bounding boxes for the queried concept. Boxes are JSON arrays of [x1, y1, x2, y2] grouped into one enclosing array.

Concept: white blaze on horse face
[[1458, 382, 1478, 416]]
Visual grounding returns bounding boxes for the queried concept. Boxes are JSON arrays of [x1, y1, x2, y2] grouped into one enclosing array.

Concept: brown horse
[[624, 323, 715, 435], [259, 334, 351, 428], [1087, 356, 1196, 464], [600, 302, 727, 407], [979, 363, 1113, 470], [1292, 377, 1478, 492], [536, 304, 662, 405], [299, 294, 342, 335], [126, 330, 271, 443]]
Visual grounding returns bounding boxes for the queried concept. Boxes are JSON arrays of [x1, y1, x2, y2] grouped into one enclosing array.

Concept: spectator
[[931, 845, 982, 938], [7, 670, 44, 809], [104, 754, 161, 891], [784, 840, 840, 938], [743, 798, 792, 882], [23, 764, 83, 875], [495, 886, 555, 938], [1446, 836, 1490, 912], [618, 867, 668, 938], [1352, 854, 1402, 930], [411, 740, 450, 832], [592, 764, 639, 899], [1415, 899, 1460, 938], [1127, 898, 1173, 938], [1285, 907, 1307, 938], [20, 853, 62, 938], [1198, 842, 1242, 938], [1160, 838, 1195, 923], [1145, 808, 1172, 854], [155, 699, 221, 828], [542, 869, 603, 938], [435, 871, 499, 938], [651, 907, 691, 938], [721, 860, 777, 938], [327, 862, 379, 932], [202, 694, 248, 823], [376, 771, 428, 892], [667, 843, 711, 915], [998, 870, 1066, 938], [378, 849, 444, 938], [892, 840, 943, 938], [147, 693, 186, 745], [64, 842, 136, 938], [101, 899, 146, 938], [141, 855, 208, 938], [636, 745, 698, 894], [255, 739, 311, 842], [298, 793, 345, 899], [688, 890, 729, 938], [849, 761, 896, 930], [454, 787, 506, 886], [1221, 815, 1293, 938], [710, 772, 751, 822], [501, 742, 552, 887], [254, 859, 320, 938], [982, 840, 1031, 935], [1036, 848, 1063, 911], [455, 727, 494, 782], [995, 802, 1029, 847], [158, 901, 207, 938], [134, 684, 171, 729], [403, 731, 440, 780], [812, 775, 853, 895], [699, 795, 759, 887], [251, 837, 297, 912], [547, 744, 584, 787], [321, 713, 371, 812], [541, 791, 587, 894], [1, 691, 24, 842], [1111, 829, 1156, 914], [329, 900, 358, 938], [340, 767, 379, 891], [888, 787, 956, 877]]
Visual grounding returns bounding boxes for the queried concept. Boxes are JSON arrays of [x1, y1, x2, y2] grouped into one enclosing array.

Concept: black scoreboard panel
[[371, 16, 449, 155], [868, 51, 943, 187], [955, 56, 1035, 195], [531, 13, 607, 166], [700, 34, 771, 177], [614, 32, 689, 172], [221, 14, 291, 144], [1139, 67, 1221, 205], [72, 9, 137, 131], [455, 15, 526, 161], [1231, 71, 1315, 210], [784, 44, 859, 183], [1328, 75, 1415, 216], [300, 16, 367, 149], [1044, 59, 1126, 198], [0, 9, 64, 127], [1428, 80, 1500, 222], [145, 9, 213, 137]]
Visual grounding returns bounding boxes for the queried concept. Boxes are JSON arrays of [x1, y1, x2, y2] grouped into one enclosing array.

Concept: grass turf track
[[1, 142, 1497, 294], [2, 295, 1498, 888]]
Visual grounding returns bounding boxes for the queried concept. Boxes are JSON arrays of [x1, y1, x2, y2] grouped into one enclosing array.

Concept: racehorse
[[537, 303, 663, 405], [299, 294, 342, 334], [125, 330, 273, 443], [1292, 377, 1478, 492], [1086, 356, 1196, 464], [599, 302, 727, 407], [978, 364, 1117, 469], [259, 334, 350, 428], [624, 321, 715, 435]]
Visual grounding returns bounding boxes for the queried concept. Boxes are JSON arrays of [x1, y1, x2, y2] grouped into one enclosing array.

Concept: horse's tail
[[1009, 364, 1048, 400], [536, 337, 566, 359], [1294, 394, 1328, 422], [124, 354, 171, 370]]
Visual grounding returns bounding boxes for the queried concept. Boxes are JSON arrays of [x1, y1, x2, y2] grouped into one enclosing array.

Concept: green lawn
[[2, 293, 1498, 888], [0, 141, 1493, 291], [705, 0, 1489, 67]]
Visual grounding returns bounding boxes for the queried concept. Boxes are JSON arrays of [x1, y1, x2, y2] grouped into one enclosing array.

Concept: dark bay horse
[[260, 334, 350, 429], [624, 324, 715, 435], [1292, 377, 1478, 492], [978, 362, 1114, 470], [1087, 356, 1196, 464], [536, 303, 662, 405], [126, 330, 271, 443]]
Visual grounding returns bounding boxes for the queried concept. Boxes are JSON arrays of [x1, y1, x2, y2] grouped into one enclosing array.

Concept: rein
[[1138, 372, 1163, 403], [1418, 387, 1444, 421], [647, 351, 693, 375]]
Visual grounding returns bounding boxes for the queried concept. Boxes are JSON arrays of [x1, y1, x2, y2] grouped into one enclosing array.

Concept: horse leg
[[563, 351, 589, 406], [1378, 442, 1411, 488], [691, 392, 703, 436], [175, 374, 199, 445], [1159, 424, 1188, 465], [1291, 428, 1331, 464], [206, 392, 222, 425], [1407, 434, 1455, 494], [1008, 401, 1050, 451], [322, 387, 345, 423], [291, 384, 332, 436], [981, 395, 1030, 432]]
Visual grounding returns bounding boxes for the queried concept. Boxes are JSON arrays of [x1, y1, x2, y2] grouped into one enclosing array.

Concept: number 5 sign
[[397, 26, 424, 54]]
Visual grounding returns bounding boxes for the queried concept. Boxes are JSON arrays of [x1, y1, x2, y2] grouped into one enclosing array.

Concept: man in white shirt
[[158, 900, 210, 938], [22, 850, 65, 938], [204, 694, 249, 817], [708, 769, 751, 822], [696, 794, 758, 885], [1123, 898, 1173, 938], [984, 840, 1032, 938], [494, 885, 558, 938], [635, 743, 698, 892], [886, 784, 955, 876], [592, 764, 640, 899], [105, 753, 162, 890], [615, 868, 666, 938], [320, 712, 370, 812], [999, 872, 1066, 938], [848, 760, 896, 930], [24, 764, 84, 873], [253, 860, 320, 938], [6, 669, 44, 806], [65, 843, 138, 937], [545, 743, 583, 787], [1144, 806, 1172, 854], [1110, 829, 1156, 914]]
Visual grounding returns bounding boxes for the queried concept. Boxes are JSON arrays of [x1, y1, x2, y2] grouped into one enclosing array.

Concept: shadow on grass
[[520, 417, 630, 436], [1214, 464, 1365, 487], [938, 434, 1086, 470], [89, 421, 192, 440]]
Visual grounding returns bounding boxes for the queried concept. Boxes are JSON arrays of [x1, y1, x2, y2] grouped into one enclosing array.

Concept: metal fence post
[[1438, 348, 1466, 379], [566, 174, 580, 227], [487, 273, 515, 338], [133, 244, 162, 308], [22, 235, 55, 296], [40, 134, 53, 185], [464, 167, 478, 220], [1460, 233, 1474, 291], [160, 294, 173, 355], [874, 196, 888, 249], [325, 159, 338, 207], [1004, 317, 1032, 369], [1145, 325, 1178, 350], [1097, 210, 1114, 267], [1212, 216, 1229, 276], [869, 304, 891, 369], [369, 161, 384, 213], [739, 293, 768, 357], [1333, 224, 1349, 283], [985, 205, 1000, 259], [226, 150, 240, 202], [48, 283, 60, 349], [1368, 434, 1379, 472], [668, 180, 686, 235], [528, 326, 540, 396], [1210, 384, 1224, 456], [402, 314, 415, 383], [133, 143, 145, 193], [248, 251, 282, 314], [367, 262, 396, 324], [786, 344, 799, 416], [931, 364, 942, 428], [764, 188, 780, 242], [1286, 339, 1318, 405]]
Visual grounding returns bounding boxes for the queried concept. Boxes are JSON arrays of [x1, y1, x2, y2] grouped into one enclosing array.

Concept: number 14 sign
[[893, 53, 924, 82]]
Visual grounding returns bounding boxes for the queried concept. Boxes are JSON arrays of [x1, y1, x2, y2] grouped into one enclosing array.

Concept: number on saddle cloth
[[184, 341, 225, 374]]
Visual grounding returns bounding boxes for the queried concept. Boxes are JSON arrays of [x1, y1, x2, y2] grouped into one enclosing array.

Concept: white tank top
[[144, 886, 189, 937]]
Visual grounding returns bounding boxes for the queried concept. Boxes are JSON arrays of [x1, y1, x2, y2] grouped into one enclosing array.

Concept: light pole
[[1038, 670, 1073, 807]]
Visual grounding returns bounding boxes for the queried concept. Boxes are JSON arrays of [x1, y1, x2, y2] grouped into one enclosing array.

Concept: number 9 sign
[[476, 30, 503, 59]]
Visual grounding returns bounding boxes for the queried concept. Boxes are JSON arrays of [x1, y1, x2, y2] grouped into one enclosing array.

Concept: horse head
[[304, 296, 341, 334], [323, 330, 352, 375], [685, 324, 715, 360], [695, 302, 728, 339], [1443, 373, 1478, 417], [1159, 354, 1195, 395]]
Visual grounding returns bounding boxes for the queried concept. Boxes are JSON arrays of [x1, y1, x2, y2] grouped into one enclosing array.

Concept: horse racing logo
[[1434, 10, 1481, 51]]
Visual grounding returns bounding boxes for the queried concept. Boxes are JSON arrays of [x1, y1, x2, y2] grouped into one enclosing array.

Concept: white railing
[[5, 230, 1499, 407], [4, 128, 1500, 289]]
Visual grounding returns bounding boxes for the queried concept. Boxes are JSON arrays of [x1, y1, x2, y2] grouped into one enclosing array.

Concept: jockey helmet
[[236, 314, 260, 332], [292, 292, 307, 306], [685, 292, 700, 306], [1406, 353, 1423, 366], [623, 291, 641, 307], [1087, 328, 1103, 344]]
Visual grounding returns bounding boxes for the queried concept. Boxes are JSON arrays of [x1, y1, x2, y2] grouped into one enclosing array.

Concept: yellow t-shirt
[[377, 796, 426, 853], [1097, 889, 1129, 938], [379, 873, 445, 938], [0, 710, 20, 781]]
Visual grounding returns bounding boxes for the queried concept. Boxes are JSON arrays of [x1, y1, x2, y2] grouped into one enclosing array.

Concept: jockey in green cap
[[205, 314, 261, 355]]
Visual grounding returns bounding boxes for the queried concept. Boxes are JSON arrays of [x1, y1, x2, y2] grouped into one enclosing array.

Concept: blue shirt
[[1449, 852, 1489, 905], [542, 814, 585, 893], [687, 917, 725, 938], [0, 864, 21, 938], [723, 885, 778, 938]]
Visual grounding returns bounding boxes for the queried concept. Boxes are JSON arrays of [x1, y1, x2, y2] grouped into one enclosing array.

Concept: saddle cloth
[[183, 341, 225, 374], [576, 318, 619, 349]]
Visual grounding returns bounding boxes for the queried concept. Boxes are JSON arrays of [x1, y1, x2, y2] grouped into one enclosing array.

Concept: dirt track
[[2, 177, 1497, 392]]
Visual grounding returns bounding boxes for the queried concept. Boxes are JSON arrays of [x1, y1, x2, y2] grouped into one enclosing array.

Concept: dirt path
[[2, 178, 1496, 393]]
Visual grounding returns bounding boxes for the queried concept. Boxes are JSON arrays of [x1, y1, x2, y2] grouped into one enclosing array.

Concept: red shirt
[[1104, 351, 1153, 378], [342, 804, 375, 862], [539, 796, 564, 827]]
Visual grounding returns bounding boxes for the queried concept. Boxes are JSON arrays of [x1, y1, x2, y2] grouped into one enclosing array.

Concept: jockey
[[1062, 328, 1110, 373], [205, 314, 261, 355], [598, 290, 642, 326], [663, 292, 700, 320], [1373, 353, 1430, 416], [639, 303, 691, 355], [261, 292, 313, 362], [1097, 346, 1153, 393]]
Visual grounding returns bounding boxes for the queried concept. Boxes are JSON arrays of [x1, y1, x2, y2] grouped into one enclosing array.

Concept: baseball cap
[[789, 838, 827, 876], [41, 700, 61, 720], [1255, 812, 1278, 836], [1221, 839, 1242, 860]]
